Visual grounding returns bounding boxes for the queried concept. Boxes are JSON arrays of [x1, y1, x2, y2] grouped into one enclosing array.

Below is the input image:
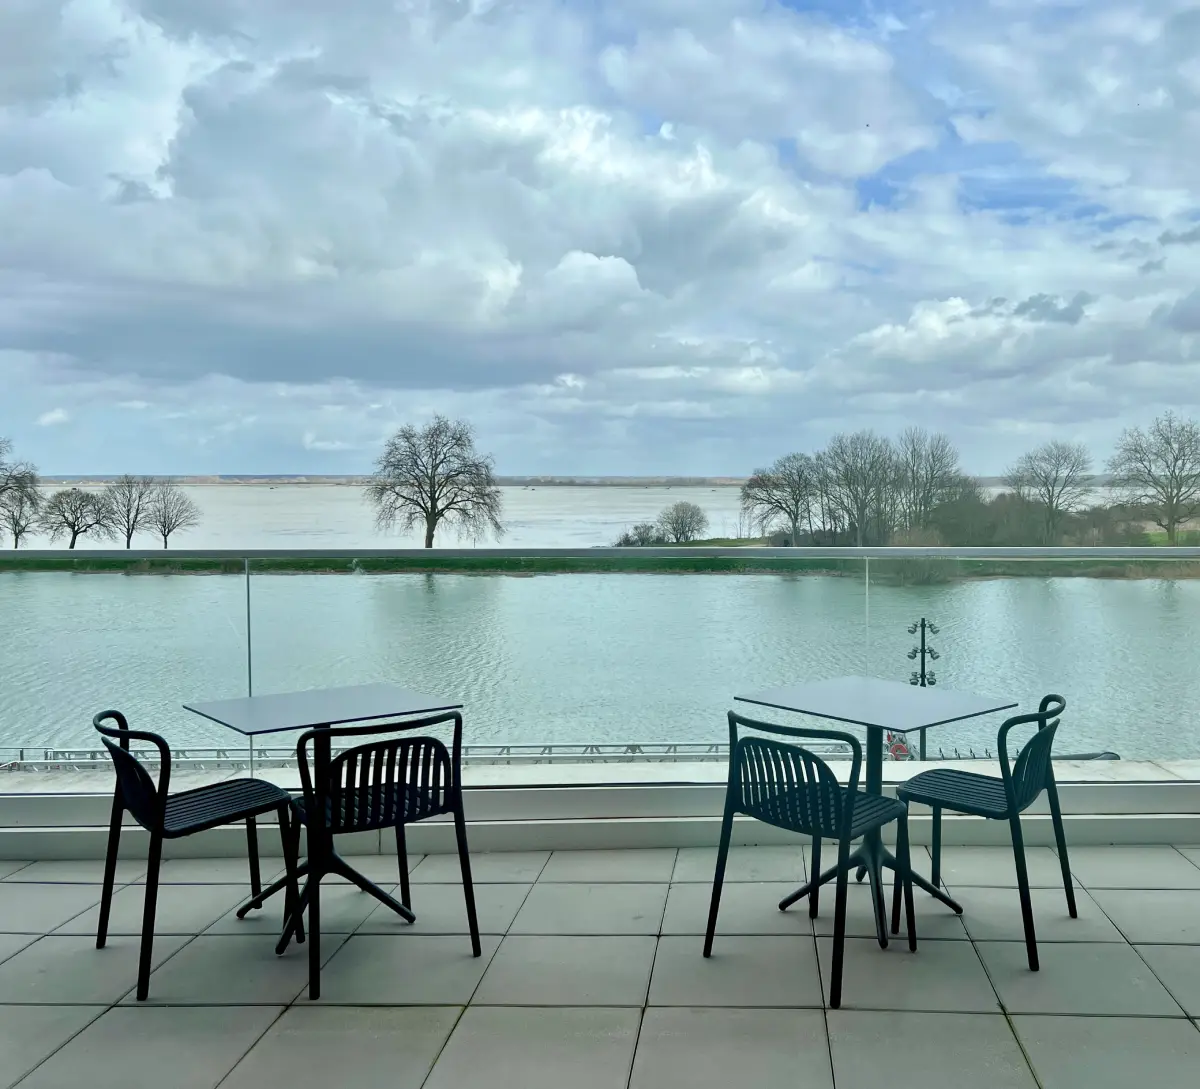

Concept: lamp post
[[907, 618, 940, 759]]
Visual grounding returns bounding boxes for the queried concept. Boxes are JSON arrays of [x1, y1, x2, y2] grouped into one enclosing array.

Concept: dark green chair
[[705, 711, 917, 1009], [891, 694, 1076, 970]]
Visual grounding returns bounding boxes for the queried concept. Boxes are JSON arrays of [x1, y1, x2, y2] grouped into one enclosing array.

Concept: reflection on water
[[1, 570, 1197, 758]]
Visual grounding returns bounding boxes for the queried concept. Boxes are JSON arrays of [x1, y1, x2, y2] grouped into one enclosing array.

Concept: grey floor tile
[[663, 882, 814, 936], [1068, 846, 1200, 889], [977, 940, 1184, 1016], [219, 1005, 460, 1089], [828, 1011, 1037, 1089], [134, 934, 341, 1005], [510, 883, 668, 935], [6, 860, 147, 884], [0, 934, 36, 967], [1177, 848, 1200, 870], [413, 851, 549, 883], [630, 1007, 832, 1089], [358, 881, 531, 935], [316, 934, 499, 1005], [651, 934, 823, 1008], [0, 934, 191, 1004], [957, 885, 1123, 943], [1013, 1015, 1200, 1089], [336, 853, 424, 883], [0, 883, 103, 933], [424, 1006, 640, 1089], [540, 849, 678, 883], [1089, 889, 1200, 943], [931, 847, 1066, 888], [16, 1005, 282, 1089], [1135, 945, 1200, 1017], [673, 846, 806, 883], [204, 879, 392, 936], [0, 862, 31, 881], [145, 857, 284, 885], [817, 937, 998, 1012], [811, 882, 969, 941], [475, 935, 655, 1006], [0, 1006, 102, 1089], [55, 883, 246, 936]]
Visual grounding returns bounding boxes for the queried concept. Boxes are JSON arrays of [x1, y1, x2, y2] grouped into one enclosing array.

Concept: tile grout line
[[210, 1005, 292, 1089], [624, 852, 677, 1089]]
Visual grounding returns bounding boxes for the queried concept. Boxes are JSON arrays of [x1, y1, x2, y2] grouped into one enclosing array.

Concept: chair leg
[[453, 802, 482, 958], [279, 805, 304, 945], [1009, 814, 1039, 971], [246, 816, 262, 899], [1046, 778, 1078, 918], [930, 805, 942, 888], [136, 831, 164, 1001], [307, 872, 322, 1000], [96, 790, 123, 949], [899, 814, 917, 952], [890, 807, 905, 936], [808, 836, 822, 919], [703, 803, 735, 957], [829, 838, 852, 1010], [395, 822, 412, 911]]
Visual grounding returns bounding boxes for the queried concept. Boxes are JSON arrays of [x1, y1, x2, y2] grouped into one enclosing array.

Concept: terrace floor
[[1, 845, 1199, 1088]]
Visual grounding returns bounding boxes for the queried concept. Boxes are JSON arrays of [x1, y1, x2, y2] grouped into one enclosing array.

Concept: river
[[2, 567, 1196, 758]]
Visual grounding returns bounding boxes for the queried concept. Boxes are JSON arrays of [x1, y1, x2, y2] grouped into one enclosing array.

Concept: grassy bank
[[1, 553, 1198, 580]]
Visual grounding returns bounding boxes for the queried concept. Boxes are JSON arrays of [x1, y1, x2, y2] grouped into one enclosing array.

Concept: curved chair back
[[998, 694, 1066, 813], [93, 710, 172, 830], [297, 712, 463, 836], [727, 711, 862, 841]]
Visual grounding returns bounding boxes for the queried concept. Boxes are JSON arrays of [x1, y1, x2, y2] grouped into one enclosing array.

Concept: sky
[[1, 0, 1199, 476]]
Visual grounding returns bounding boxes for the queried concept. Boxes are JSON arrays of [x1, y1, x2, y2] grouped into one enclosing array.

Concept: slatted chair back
[[727, 711, 862, 841], [297, 711, 463, 836], [93, 710, 171, 830], [998, 694, 1067, 814]]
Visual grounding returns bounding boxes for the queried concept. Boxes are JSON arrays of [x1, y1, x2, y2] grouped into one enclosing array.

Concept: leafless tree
[[1107, 412, 1200, 544], [822, 430, 897, 546], [657, 501, 709, 543], [895, 428, 963, 532], [740, 452, 817, 545], [614, 522, 666, 546], [367, 416, 504, 548], [0, 485, 40, 548], [104, 475, 157, 548], [38, 488, 114, 549], [146, 480, 202, 548], [1003, 440, 1094, 543], [0, 437, 38, 506]]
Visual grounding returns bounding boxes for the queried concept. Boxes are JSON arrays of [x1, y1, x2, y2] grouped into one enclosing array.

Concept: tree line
[[0, 439, 202, 549], [738, 413, 1200, 548]]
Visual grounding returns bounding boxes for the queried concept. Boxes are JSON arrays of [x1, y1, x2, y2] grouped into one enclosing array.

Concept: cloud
[[0, 0, 1197, 476], [36, 407, 69, 426]]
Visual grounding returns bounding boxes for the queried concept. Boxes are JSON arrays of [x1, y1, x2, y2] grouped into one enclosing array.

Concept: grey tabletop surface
[[183, 682, 462, 736], [734, 675, 1016, 734]]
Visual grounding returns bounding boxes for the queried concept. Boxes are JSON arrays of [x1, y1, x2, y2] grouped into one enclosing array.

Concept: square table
[[735, 675, 1016, 939], [184, 682, 463, 943]]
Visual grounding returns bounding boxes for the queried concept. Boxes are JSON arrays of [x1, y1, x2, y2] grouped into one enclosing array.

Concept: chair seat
[[163, 778, 291, 837], [748, 786, 907, 839], [292, 783, 445, 833], [897, 768, 1011, 819]]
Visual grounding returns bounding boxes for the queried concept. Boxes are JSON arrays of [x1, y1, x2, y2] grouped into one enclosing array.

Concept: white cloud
[[36, 407, 69, 426]]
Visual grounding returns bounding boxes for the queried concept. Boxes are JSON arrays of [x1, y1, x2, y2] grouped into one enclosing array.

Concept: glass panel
[[246, 554, 871, 750], [865, 554, 1200, 761], [0, 556, 250, 754]]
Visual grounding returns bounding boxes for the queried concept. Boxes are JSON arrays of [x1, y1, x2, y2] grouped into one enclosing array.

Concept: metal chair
[[93, 710, 301, 1000], [891, 694, 1076, 970], [280, 711, 481, 1000], [705, 711, 917, 1009]]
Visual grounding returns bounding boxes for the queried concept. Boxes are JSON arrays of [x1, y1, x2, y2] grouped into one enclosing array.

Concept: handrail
[[8, 546, 1200, 560]]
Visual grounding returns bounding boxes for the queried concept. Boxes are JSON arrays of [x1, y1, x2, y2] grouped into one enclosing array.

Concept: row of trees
[[614, 501, 711, 546], [740, 413, 1200, 548], [0, 440, 202, 548]]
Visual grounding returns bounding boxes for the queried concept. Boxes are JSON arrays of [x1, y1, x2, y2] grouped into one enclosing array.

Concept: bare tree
[[146, 480, 201, 548], [740, 452, 817, 545], [657, 501, 709, 543], [1003, 440, 1093, 543], [39, 488, 114, 549], [614, 522, 666, 546], [0, 485, 40, 548], [822, 430, 897, 546], [366, 416, 504, 548], [104, 475, 157, 548], [0, 437, 38, 506], [1107, 412, 1200, 544], [895, 428, 962, 532]]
